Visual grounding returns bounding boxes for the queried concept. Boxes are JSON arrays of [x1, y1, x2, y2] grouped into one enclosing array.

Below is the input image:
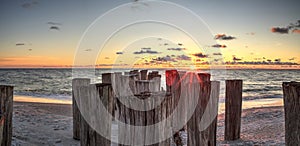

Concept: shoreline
[[14, 94, 283, 114]]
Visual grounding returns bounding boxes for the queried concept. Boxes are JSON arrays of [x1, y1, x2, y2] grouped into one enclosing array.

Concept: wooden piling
[[187, 73, 216, 146], [102, 73, 112, 84], [140, 70, 148, 80], [204, 81, 220, 145], [117, 96, 131, 146], [80, 84, 113, 146], [282, 82, 300, 146], [225, 80, 243, 141], [166, 70, 181, 145], [0, 85, 13, 146], [72, 78, 90, 140], [135, 80, 150, 94], [102, 73, 116, 118]]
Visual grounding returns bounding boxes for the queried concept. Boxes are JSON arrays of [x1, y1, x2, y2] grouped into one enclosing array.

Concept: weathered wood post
[[135, 80, 150, 94], [72, 78, 90, 140], [205, 81, 220, 145], [282, 82, 300, 146], [0, 85, 13, 146], [102, 73, 116, 118], [166, 70, 181, 145], [102, 73, 112, 84], [188, 73, 216, 146], [140, 70, 148, 80], [80, 83, 113, 146], [225, 80, 243, 141]]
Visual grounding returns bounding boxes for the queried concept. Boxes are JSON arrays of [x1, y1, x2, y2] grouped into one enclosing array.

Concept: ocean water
[[0, 68, 299, 103]]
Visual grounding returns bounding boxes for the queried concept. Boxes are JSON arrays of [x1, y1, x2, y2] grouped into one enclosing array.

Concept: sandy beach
[[11, 99, 285, 146], [12, 101, 78, 146]]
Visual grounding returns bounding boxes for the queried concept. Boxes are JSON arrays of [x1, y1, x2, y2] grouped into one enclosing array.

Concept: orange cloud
[[271, 27, 289, 34], [292, 29, 300, 34]]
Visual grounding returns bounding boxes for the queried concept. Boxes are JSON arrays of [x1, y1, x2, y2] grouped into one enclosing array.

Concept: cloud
[[213, 53, 222, 56], [47, 22, 62, 25], [211, 44, 227, 48], [21, 1, 38, 9], [271, 20, 300, 34], [214, 34, 236, 40], [153, 55, 177, 62], [21, 3, 31, 8], [133, 49, 160, 54], [176, 55, 191, 61], [246, 32, 255, 35], [274, 58, 281, 62], [50, 26, 60, 30], [288, 20, 300, 29], [289, 57, 296, 61], [96, 63, 129, 67], [167, 48, 185, 51], [292, 29, 300, 34], [116, 51, 123, 55], [192, 53, 208, 58], [141, 47, 151, 50], [233, 56, 242, 61], [16, 43, 25, 46], [271, 27, 289, 34], [152, 54, 192, 62]]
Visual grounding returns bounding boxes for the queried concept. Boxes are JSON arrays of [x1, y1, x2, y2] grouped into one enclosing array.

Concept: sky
[[0, 0, 299, 68]]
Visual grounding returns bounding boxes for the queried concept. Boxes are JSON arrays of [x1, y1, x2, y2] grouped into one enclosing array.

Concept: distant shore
[[12, 99, 285, 145]]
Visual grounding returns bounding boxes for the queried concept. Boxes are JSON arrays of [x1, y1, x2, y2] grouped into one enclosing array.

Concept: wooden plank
[[225, 80, 243, 141], [72, 78, 90, 140], [0, 85, 13, 146], [282, 82, 300, 146]]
